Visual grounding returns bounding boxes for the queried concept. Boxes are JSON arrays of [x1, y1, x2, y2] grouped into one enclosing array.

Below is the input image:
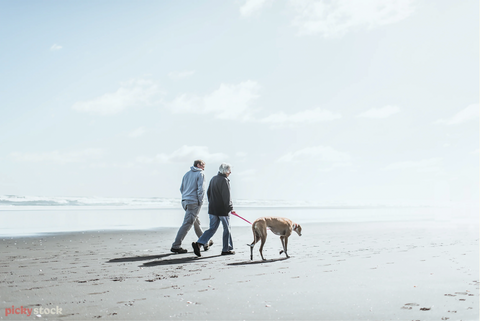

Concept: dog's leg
[[279, 236, 285, 255], [259, 232, 267, 261], [279, 236, 290, 258], [284, 236, 289, 258], [248, 230, 260, 260]]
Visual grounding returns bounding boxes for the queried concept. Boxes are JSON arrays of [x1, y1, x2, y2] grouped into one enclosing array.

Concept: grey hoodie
[[180, 166, 205, 205]]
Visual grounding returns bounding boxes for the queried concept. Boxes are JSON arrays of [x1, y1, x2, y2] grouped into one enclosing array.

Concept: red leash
[[231, 211, 252, 225], [231, 211, 271, 231]]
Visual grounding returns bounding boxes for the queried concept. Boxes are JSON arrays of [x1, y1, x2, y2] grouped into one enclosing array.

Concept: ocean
[[0, 195, 476, 237]]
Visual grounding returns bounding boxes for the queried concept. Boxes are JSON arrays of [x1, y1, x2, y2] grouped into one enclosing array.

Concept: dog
[[248, 216, 302, 260]]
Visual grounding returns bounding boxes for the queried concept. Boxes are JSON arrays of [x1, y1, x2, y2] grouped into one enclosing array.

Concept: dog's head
[[293, 223, 302, 236]]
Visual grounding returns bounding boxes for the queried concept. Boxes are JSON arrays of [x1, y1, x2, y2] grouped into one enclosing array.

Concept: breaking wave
[[0, 194, 443, 209]]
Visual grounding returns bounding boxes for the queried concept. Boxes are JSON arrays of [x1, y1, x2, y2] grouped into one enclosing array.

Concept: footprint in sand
[[401, 303, 420, 309]]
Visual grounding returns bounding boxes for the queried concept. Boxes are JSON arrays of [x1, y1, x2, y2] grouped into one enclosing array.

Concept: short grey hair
[[218, 163, 232, 174]]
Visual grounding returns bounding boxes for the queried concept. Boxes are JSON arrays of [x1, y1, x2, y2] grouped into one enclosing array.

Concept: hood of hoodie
[[190, 166, 202, 172]]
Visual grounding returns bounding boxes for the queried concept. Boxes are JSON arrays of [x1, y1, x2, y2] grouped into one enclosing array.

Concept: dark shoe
[[203, 240, 214, 251], [170, 247, 187, 254], [192, 242, 202, 257], [221, 250, 235, 255]]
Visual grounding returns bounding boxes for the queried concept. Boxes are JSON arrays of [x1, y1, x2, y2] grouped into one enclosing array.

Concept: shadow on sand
[[227, 257, 289, 266], [140, 254, 223, 267], [106, 253, 176, 263], [107, 253, 288, 267]]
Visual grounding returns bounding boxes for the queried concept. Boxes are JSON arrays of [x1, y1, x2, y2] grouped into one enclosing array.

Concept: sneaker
[[170, 247, 187, 254], [221, 250, 235, 255], [203, 240, 214, 251], [192, 242, 202, 257]]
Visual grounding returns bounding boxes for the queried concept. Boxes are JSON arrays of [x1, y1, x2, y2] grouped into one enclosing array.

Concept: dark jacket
[[207, 173, 233, 216]]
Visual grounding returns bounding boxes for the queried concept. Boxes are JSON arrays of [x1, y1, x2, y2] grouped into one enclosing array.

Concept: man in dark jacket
[[192, 163, 234, 257]]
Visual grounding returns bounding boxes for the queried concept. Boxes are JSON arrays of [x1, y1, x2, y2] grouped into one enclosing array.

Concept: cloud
[[128, 127, 147, 138], [382, 158, 443, 173], [277, 146, 351, 168], [166, 80, 260, 120], [50, 44, 63, 51], [357, 105, 400, 119], [240, 0, 273, 17], [136, 145, 228, 164], [260, 108, 341, 126], [9, 149, 103, 164], [237, 169, 257, 182], [289, 0, 416, 37], [168, 70, 195, 80], [236, 152, 248, 158], [434, 104, 479, 125], [72, 79, 163, 115]]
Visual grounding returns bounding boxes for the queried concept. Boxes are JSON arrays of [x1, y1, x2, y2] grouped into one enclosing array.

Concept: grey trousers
[[171, 201, 203, 249]]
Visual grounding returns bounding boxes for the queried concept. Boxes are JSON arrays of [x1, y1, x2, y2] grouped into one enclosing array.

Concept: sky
[[0, 0, 478, 204]]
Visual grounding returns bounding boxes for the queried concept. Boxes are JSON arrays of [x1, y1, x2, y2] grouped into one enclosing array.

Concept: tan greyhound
[[248, 216, 302, 260]]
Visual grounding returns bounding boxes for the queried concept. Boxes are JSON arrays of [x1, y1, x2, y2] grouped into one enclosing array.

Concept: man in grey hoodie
[[171, 160, 212, 253]]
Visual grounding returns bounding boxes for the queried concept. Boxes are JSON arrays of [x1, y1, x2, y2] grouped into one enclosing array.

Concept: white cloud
[[136, 145, 228, 164], [235, 152, 248, 162], [260, 108, 341, 126], [289, 0, 416, 37], [128, 127, 147, 138], [240, 0, 273, 17], [168, 70, 195, 80], [9, 149, 103, 164], [357, 105, 400, 119], [237, 169, 257, 182], [382, 157, 443, 173], [236, 152, 248, 158], [277, 146, 351, 166], [166, 80, 260, 120], [434, 104, 479, 125], [72, 79, 163, 115], [50, 44, 63, 51]]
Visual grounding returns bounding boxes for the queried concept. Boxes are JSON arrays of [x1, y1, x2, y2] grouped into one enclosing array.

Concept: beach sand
[[0, 217, 478, 320]]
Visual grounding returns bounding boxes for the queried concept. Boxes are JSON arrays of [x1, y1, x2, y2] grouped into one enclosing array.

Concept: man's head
[[218, 163, 232, 177], [194, 160, 205, 170]]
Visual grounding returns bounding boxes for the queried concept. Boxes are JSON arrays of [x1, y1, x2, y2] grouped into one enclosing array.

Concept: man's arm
[[197, 172, 205, 205], [221, 178, 233, 213], [180, 176, 185, 194]]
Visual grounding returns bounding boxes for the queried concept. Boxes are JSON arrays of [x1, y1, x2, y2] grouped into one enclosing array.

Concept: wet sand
[[0, 218, 478, 320]]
